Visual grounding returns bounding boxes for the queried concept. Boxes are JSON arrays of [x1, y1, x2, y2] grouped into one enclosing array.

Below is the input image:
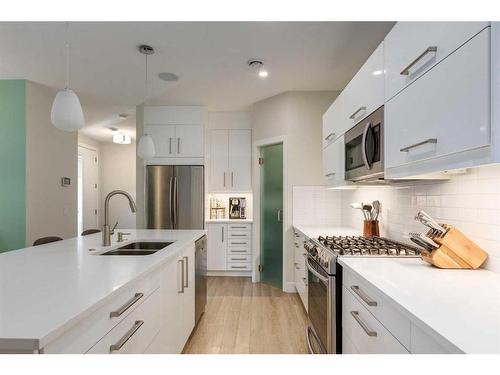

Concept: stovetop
[[304, 235, 421, 274]]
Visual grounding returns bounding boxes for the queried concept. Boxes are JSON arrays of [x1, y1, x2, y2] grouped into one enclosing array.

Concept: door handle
[[277, 209, 283, 223], [231, 172, 234, 187], [324, 132, 335, 141], [361, 122, 372, 170], [109, 293, 144, 318], [178, 259, 185, 294], [221, 226, 224, 242], [223, 172, 226, 187], [177, 138, 180, 154], [349, 106, 366, 120], [350, 285, 378, 306], [169, 137, 173, 154], [183, 256, 189, 288], [173, 177, 178, 229], [109, 320, 144, 352], [169, 177, 174, 228], [350, 311, 377, 337], [400, 138, 437, 152], [400, 46, 437, 75]]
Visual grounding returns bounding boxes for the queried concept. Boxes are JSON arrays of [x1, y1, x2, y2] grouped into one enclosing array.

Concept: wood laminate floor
[[183, 276, 309, 354]]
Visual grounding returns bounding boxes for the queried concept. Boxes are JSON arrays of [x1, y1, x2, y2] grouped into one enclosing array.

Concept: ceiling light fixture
[[137, 44, 156, 159], [51, 22, 85, 132], [248, 59, 269, 79], [158, 72, 179, 82], [113, 132, 132, 145]]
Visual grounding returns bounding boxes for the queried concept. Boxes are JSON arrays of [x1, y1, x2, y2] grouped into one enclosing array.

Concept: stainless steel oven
[[305, 254, 337, 354], [344, 106, 384, 182]]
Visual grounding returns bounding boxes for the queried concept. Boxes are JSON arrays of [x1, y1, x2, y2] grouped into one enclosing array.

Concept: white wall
[[78, 134, 102, 229], [100, 141, 137, 229], [135, 105, 146, 229], [25, 81, 78, 245], [251, 91, 339, 290]]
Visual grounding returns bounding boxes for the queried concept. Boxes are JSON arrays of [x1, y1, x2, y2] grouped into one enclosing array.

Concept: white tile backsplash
[[292, 186, 341, 226]]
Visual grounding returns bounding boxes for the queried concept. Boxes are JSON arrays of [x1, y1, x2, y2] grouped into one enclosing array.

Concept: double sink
[[100, 241, 173, 256]]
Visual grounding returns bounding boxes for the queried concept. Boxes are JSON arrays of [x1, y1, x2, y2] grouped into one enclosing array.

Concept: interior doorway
[[77, 145, 99, 234], [259, 143, 284, 289]]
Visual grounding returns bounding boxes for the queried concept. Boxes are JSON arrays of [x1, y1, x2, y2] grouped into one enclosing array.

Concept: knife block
[[420, 224, 488, 269]]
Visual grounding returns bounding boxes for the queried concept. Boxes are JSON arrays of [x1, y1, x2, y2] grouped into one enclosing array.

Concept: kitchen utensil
[[363, 204, 373, 220], [351, 202, 369, 220], [409, 236, 434, 252], [372, 200, 381, 220], [409, 232, 439, 249], [415, 210, 447, 235]]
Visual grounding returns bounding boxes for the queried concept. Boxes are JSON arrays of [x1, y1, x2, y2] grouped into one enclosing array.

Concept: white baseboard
[[207, 271, 252, 277], [284, 281, 297, 293]]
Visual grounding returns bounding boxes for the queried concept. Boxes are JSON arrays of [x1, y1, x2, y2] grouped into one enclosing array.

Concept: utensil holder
[[363, 220, 380, 237], [421, 224, 488, 269]]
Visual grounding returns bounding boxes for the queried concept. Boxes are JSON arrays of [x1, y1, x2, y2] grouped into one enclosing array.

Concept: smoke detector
[[247, 59, 268, 79], [138, 45, 155, 55]]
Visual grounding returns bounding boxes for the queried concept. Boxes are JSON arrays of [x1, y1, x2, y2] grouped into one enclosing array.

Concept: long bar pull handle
[[221, 226, 224, 242], [109, 293, 144, 318], [399, 138, 437, 152], [349, 106, 367, 120], [183, 256, 189, 288], [109, 320, 144, 352], [223, 172, 226, 187], [350, 311, 377, 337], [177, 138, 181, 154], [169, 137, 173, 154], [400, 46, 437, 75], [324, 132, 336, 141], [350, 285, 378, 306], [173, 177, 178, 229], [169, 177, 174, 228], [325, 172, 336, 177], [231, 172, 234, 187], [178, 259, 185, 294]]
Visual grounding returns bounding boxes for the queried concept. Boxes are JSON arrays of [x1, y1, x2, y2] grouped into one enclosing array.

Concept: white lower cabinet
[[207, 222, 252, 273], [293, 229, 307, 311]]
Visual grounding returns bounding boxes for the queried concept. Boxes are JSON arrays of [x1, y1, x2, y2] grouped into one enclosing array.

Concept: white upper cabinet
[[323, 135, 346, 187], [384, 22, 489, 101], [322, 93, 343, 148], [341, 42, 385, 128], [143, 106, 205, 164], [209, 129, 252, 192], [385, 26, 491, 178]]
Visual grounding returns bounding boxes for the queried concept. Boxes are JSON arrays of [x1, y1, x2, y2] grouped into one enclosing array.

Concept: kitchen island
[[0, 229, 206, 354]]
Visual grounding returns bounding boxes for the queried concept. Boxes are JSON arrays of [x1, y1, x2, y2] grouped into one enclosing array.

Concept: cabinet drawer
[[228, 223, 251, 231], [385, 27, 491, 174], [226, 262, 252, 271], [228, 230, 251, 238], [227, 254, 251, 263], [384, 22, 489, 100], [227, 238, 251, 248], [342, 286, 409, 354], [43, 270, 161, 354], [343, 268, 411, 348], [227, 246, 251, 255], [87, 288, 162, 354]]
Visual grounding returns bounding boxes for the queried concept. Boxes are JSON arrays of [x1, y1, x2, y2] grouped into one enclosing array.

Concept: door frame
[[252, 135, 288, 291], [77, 144, 100, 232]]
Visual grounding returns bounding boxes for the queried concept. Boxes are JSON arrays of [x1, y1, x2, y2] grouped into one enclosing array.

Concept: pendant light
[[137, 45, 156, 159], [51, 22, 85, 132]]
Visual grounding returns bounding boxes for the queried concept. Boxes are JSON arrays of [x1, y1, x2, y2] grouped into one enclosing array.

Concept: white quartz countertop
[[206, 219, 253, 223], [338, 257, 500, 353], [0, 229, 205, 350], [293, 224, 360, 239]]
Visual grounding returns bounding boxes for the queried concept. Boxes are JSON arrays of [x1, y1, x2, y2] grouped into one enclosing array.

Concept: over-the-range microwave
[[344, 106, 384, 182]]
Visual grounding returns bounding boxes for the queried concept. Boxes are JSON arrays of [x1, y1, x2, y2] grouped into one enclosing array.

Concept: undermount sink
[[100, 241, 173, 256]]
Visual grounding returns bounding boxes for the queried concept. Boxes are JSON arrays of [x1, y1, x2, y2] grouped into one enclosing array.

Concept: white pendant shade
[[50, 88, 85, 131], [137, 134, 155, 159]]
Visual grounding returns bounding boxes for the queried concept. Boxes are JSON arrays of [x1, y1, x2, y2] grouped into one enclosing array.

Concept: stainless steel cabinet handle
[[361, 122, 372, 170], [230, 226, 247, 229], [109, 292, 144, 318], [400, 138, 437, 152], [230, 242, 247, 245], [324, 132, 335, 141], [400, 46, 438, 75], [350, 285, 377, 306], [173, 177, 178, 229], [277, 209, 283, 223], [169, 137, 173, 154], [183, 256, 189, 288], [349, 106, 367, 120], [231, 234, 247, 237], [231, 257, 247, 261], [221, 226, 224, 242], [230, 250, 247, 253], [230, 265, 248, 269], [178, 259, 185, 294], [325, 172, 336, 177], [109, 320, 144, 352], [223, 172, 226, 187], [231, 172, 234, 187], [177, 138, 180, 154], [350, 311, 377, 337]]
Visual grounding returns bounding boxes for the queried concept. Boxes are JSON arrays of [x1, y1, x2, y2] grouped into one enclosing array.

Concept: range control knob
[[310, 246, 318, 257]]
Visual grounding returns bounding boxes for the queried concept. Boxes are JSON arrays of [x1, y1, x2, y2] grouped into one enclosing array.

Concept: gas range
[[304, 235, 421, 274]]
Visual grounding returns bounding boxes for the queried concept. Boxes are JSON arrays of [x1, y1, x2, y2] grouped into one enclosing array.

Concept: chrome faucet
[[103, 190, 137, 246]]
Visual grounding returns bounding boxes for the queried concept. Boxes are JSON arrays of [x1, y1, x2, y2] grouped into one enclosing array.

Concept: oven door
[[306, 256, 335, 354]]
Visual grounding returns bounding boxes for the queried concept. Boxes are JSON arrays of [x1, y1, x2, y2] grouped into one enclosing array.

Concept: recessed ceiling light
[[158, 72, 179, 82], [113, 132, 131, 145], [248, 59, 269, 79]]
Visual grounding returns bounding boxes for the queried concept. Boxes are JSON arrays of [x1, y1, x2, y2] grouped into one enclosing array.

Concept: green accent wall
[[0, 80, 26, 252]]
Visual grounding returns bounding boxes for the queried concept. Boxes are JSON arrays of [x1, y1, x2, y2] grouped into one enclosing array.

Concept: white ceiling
[[0, 22, 394, 141]]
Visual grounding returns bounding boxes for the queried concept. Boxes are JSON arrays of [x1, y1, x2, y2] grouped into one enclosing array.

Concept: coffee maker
[[229, 197, 246, 219]]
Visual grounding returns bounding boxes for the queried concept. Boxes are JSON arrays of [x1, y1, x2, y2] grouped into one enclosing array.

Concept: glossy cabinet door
[[178, 244, 195, 351], [341, 42, 384, 128], [322, 93, 344, 148], [175, 124, 204, 158], [323, 135, 345, 187], [207, 223, 227, 271], [384, 22, 489, 101], [228, 129, 252, 191], [210, 130, 229, 191], [145, 125, 176, 157], [385, 28, 491, 176]]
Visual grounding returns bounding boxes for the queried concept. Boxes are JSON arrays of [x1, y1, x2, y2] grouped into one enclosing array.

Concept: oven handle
[[306, 326, 326, 354], [305, 257, 329, 284], [361, 122, 372, 170]]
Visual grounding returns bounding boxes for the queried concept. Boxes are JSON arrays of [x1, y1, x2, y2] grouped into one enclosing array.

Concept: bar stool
[[33, 236, 63, 246], [81, 229, 101, 236]]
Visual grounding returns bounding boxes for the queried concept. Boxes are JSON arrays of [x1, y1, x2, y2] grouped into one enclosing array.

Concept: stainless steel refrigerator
[[146, 165, 204, 229]]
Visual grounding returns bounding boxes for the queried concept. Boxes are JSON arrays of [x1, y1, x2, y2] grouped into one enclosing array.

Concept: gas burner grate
[[317, 235, 420, 257]]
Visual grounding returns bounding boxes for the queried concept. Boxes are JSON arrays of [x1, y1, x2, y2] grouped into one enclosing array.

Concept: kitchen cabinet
[[207, 222, 253, 273], [384, 22, 489, 101], [293, 229, 307, 311], [143, 106, 205, 165], [385, 27, 491, 178], [322, 93, 343, 148], [323, 135, 345, 188], [207, 223, 227, 271], [209, 129, 252, 192]]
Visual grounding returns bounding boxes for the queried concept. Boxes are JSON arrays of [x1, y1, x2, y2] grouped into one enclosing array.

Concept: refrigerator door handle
[[173, 177, 178, 229], [169, 176, 174, 228]]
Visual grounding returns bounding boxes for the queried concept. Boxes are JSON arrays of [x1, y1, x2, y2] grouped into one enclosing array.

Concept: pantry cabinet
[[209, 129, 252, 192], [385, 25, 492, 178], [143, 106, 205, 165], [207, 222, 252, 273]]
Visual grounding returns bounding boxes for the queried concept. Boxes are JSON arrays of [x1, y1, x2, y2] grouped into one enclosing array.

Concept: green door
[[260, 143, 283, 289]]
